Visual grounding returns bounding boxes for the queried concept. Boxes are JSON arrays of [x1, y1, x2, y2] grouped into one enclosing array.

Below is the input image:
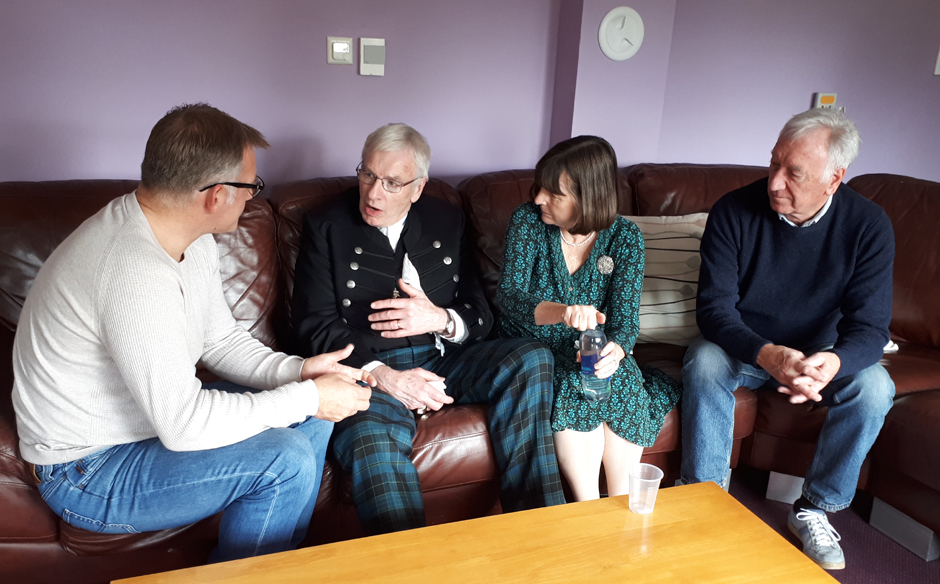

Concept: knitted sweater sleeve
[[196, 238, 308, 389], [696, 196, 771, 366], [97, 237, 319, 452], [830, 210, 894, 378]]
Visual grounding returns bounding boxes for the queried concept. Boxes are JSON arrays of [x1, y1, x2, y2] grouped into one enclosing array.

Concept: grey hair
[[779, 108, 860, 179], [362, 123, 431, 178]]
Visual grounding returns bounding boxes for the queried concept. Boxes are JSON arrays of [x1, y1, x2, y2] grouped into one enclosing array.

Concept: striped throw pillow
[[623, 214, 709, 346]]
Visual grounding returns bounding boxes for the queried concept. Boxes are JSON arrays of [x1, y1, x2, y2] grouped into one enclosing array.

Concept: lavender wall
[[658, 0, 940, 181], [569, 0, 677, 165], [2, 1, 938, 185], [0, 0, 559, 184]]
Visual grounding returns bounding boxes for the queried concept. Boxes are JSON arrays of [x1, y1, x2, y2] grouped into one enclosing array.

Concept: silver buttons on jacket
[[354, 247, 363, 254], [346, 280, 356, 288], [464, 303, 471, 309], [342, 299, 351, 307], [453, 275, 459, 282], [432, 241, 441, 248], [478, 318, 484, 325], [443, 256, 452, 265], [350, 262, 359, 270]]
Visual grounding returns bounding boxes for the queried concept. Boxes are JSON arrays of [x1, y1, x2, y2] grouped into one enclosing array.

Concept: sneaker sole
[[787, 521, 846, 570]]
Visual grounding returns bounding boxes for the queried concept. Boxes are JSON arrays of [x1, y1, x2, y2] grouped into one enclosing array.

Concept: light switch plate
[[327, 36, 353, 65], [360, 38, 385, 76]]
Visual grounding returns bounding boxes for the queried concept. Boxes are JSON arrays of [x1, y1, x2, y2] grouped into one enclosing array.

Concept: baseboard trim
[[766, 471, 804, 504], [870, 497, 939, 561]]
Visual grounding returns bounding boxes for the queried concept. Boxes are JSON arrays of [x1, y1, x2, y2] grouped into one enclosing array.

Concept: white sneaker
[[787, 508, 845, 570]]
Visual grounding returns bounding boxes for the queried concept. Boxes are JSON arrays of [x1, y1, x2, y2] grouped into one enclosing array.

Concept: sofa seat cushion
[[412, 404, 496, 489], [871, 390, 940, 533], [633, 342, 686, 381], [60, 515, 220, 556], [879, 342, 940, 396], [0, 468, 58, 543], [873, 391, 940, 493]]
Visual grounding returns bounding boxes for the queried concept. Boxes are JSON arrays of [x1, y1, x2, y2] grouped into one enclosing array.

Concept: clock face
[[598, 7, 644, 61]]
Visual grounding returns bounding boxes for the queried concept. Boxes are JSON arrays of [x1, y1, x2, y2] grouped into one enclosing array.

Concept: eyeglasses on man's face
[[356, 163, 422, 194], [198, 176, 265, 198]]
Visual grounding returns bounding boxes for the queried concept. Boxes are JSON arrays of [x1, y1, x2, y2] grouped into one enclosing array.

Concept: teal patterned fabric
[[497, 202, 681, 446]]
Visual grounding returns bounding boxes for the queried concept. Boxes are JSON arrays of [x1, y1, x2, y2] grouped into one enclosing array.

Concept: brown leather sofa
[[1, 167, 937, 583]]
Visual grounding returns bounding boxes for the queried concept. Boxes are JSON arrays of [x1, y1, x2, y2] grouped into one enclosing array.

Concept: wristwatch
[[443, 310, 456, 337]]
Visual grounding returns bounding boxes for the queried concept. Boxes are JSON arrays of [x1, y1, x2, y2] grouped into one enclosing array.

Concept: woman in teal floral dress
[[497, 136, 681, 501]]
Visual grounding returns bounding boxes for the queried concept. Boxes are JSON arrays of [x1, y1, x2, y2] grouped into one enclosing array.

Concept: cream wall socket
[[327, 36, 353, 65]]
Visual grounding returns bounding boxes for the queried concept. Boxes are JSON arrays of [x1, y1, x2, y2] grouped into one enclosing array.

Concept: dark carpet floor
[[728, 465, 940, 583]]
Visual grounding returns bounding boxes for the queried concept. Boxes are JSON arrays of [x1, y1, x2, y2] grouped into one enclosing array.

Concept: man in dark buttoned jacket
[[291, 123, 565, 534]]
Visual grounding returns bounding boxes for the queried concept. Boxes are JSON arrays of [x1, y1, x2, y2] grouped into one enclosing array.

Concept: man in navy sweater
[[680, 109, 895, 571]]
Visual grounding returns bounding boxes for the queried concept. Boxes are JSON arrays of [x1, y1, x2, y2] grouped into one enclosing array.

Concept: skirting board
[[766, 471, 804, 504], [870, 497, 939, 561]]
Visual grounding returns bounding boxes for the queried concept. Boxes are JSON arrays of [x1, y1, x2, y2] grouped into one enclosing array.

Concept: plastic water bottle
[[580, 329, 610, 403]]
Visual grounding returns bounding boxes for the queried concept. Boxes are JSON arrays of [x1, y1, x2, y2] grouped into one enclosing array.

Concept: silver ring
[[395, 320, 401, 329]]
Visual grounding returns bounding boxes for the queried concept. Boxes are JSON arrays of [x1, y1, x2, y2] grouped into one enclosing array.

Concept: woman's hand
[[592, 341, 625, 379], [560, 305, 606, 331]]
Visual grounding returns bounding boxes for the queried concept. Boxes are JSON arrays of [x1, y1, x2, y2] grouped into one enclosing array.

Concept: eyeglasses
[[198, 176, 265, 198], [356, 163, 422, 194]]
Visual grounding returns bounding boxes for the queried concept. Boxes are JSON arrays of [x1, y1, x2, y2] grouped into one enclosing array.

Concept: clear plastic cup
[[628, 463, 664, 514]]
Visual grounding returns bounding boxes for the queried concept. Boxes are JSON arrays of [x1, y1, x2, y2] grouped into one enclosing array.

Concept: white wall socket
[[327, 36, 353, 65]]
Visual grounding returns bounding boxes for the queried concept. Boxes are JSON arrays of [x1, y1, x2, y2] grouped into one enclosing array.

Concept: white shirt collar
[[778, 194, 833, 228], [378, 214, 408, 251]]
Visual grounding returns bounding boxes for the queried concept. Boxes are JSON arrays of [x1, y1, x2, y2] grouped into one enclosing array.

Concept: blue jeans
[[35, 382, 333, 562], [679, 336, 894, 511]]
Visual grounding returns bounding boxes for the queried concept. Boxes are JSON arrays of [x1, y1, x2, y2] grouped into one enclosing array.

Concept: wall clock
[[598, 6, 644, 61]]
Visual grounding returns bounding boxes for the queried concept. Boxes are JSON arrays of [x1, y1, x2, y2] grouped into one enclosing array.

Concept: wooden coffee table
[[115, 482, 836, 583]]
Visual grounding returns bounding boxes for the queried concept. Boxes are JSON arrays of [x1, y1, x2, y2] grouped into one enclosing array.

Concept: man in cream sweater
[[12, 104, 373, 562]]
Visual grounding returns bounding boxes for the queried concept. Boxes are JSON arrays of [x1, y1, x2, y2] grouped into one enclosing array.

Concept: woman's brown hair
[[531, 135, 619, 234]]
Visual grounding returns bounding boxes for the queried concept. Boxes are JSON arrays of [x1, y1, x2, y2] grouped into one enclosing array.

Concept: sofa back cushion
[[849, 174, 940, 348], [212, 198, 283, 350], [268, 177, 462, 348], [628, 163, 767, 216], [457, 170, 634, 307]]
